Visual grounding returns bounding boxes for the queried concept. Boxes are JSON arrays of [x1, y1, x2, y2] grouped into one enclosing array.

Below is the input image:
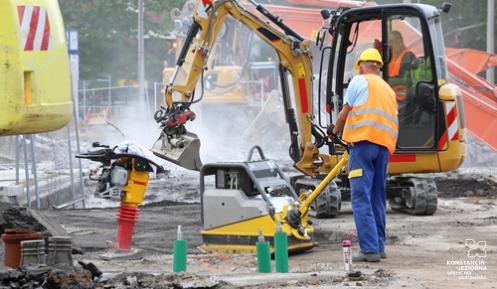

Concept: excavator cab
[[321, 4, 466, 214]]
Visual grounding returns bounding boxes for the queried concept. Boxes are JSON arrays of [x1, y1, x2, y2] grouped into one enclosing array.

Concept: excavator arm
[[152, 0, 334, 175]]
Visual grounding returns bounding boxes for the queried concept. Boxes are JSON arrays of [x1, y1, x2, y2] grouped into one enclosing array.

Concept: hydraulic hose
[[177, 21, 201, 67]]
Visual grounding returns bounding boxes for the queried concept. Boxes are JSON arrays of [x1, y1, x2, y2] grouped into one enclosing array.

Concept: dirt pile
[[0, 265, 94, 289], [331, 269, 394, 287], [435, 176, 497, 198], [462, 133, 497, 168], [0, 206, 47, 236], [0, 202, 9, 234], [99, 272, 235, 289]]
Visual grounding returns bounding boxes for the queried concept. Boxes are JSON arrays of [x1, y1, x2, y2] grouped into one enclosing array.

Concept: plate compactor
[[199, 146, 349, 254]]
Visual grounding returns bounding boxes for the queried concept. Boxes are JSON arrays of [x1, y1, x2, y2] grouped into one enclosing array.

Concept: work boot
[[380, 251, 387, 259], [352, 252, 381, 262]]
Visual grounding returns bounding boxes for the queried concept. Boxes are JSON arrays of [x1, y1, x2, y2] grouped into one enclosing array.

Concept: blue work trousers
[[349, 141, 390, 254]]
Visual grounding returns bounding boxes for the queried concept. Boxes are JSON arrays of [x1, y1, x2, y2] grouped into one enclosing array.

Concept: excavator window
[[428, 17, 448, 83], [342, 20, 383, 83], [385, 15, 437, 149]]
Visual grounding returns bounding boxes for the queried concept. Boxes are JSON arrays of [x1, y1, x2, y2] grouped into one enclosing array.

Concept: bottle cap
[[276, 219, 282, 232], [258, 229, 265, 243], [342, 240, 352, 247], [177, 225, 183, 240]]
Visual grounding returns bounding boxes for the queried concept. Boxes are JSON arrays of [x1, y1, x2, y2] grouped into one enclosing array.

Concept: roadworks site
[[0, 128, 496, 289]]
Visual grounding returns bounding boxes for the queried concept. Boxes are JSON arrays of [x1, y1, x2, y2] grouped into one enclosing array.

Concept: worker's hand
[[374, 38, 382, 53], [327, 124, 336, 136], [329, 123, 342, 136], [333, 127, 339, 135]]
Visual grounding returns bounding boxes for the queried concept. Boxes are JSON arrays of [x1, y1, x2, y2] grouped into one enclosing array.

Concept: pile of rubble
[[0, 206, 47, 236], [463, 133, 497, 168], [98, 273, 234, 289], [0, 264, 95, 289], [436, 172, 497, 198], [0, 265, 237, 289]]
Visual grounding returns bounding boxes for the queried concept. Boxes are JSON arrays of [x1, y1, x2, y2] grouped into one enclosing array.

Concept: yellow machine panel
[[0, 0, 72, 136], [121, 169, 150, 208]]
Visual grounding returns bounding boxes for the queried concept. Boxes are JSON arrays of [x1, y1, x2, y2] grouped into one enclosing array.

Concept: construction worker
[[388, 30, 417, 102], [333, 48, 398, 262]]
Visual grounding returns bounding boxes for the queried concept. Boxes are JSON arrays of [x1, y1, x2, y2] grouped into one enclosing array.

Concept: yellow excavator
[[163, 0, 282, 140], [146, 0, 465, 253], [76, 0, 465, 254]]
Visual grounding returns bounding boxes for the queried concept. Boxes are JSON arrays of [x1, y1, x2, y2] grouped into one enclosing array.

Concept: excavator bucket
[[151, 131, 203, 171]]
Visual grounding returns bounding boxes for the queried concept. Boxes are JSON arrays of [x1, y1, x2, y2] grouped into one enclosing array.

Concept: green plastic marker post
[[173, 225, 187, 272], [256, 229, 272, 273], [274, 220, 289, 273]]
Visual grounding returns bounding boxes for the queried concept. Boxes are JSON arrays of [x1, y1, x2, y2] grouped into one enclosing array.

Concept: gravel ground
[[2, 171, 495, 288], [1, 129, 496, 288], [436, 174, 497, 198], [462, 133, 497, 168]]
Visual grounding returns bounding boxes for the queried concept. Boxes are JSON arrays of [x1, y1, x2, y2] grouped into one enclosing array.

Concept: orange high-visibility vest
[[389, 49, 413, 77], [342, 74, 399, 154], [392, 86, 408, 101], [389, 49, 414, 101]]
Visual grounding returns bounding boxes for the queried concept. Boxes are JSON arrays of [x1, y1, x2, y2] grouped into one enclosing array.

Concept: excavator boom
[[152, 0, 329, 175]]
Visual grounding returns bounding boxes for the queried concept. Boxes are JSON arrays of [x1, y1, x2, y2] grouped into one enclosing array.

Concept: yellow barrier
[[0, 0, 72, 136]]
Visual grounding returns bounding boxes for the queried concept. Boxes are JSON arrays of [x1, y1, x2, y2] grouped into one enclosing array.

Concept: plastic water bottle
[[173, 225, 187, 272], [274, 220, 289, 273], [342, 240, 352, 272], [256, 229, 271, 273]]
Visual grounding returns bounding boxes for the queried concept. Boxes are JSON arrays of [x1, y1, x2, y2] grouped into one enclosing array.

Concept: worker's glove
[[327, 124, 336, 137]]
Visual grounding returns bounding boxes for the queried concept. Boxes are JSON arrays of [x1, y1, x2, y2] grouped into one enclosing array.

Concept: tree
[[59, 0, 185, 84], [59, 0, 497, 84]]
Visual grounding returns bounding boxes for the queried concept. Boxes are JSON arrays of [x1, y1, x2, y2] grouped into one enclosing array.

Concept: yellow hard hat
[[354, 48, 384, 70]]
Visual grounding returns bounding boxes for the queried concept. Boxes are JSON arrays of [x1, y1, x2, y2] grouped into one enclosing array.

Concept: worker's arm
[[332, 75, 367, 135], [332, 104, 352, 135]]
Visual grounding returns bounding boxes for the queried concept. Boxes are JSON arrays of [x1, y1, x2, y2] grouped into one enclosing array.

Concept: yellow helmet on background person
[[354, 48, 384, 70]]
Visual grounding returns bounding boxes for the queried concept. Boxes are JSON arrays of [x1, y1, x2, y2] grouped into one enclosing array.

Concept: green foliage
[[59, 0, 185, 83], [59, 0, 496, 84]]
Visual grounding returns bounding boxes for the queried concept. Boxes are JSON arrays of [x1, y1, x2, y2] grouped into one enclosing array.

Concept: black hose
[[247, 145, 266, 161], [177, 21, 201, 67]]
